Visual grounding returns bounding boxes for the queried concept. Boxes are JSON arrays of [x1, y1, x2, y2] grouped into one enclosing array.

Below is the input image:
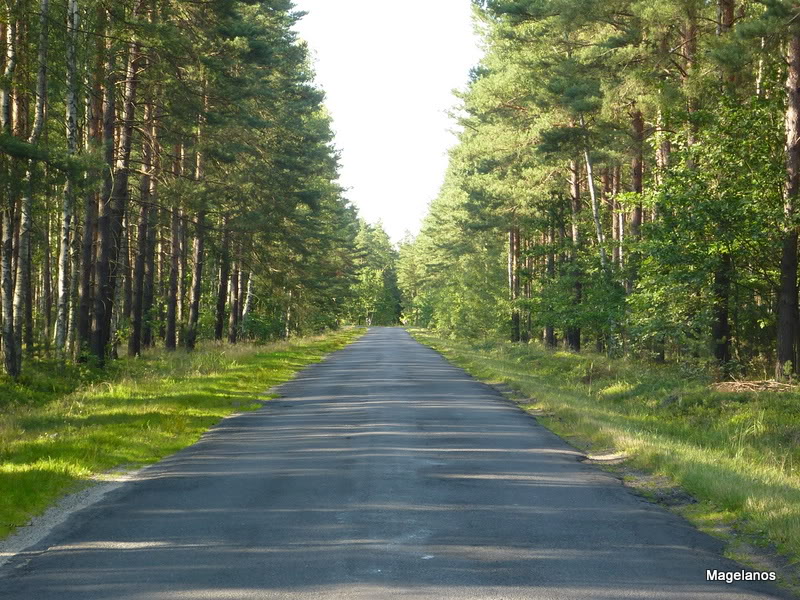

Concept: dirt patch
[[713, 380, 797, 393], [613, 466, 698, 507]]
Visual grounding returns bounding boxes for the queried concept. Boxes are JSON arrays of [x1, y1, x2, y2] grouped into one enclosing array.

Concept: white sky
[[292, 1, 484, 244]]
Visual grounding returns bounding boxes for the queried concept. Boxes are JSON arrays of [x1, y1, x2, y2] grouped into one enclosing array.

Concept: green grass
[[410, 329, 800, 570], [0, 328, 364, 540]]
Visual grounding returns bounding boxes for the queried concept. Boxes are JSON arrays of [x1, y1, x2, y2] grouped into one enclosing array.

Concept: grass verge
[[410, 328, 800, 589], [0, 328, 364, 541]]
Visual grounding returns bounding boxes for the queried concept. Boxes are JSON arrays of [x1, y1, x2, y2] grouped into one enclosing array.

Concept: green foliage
[[346, 221, 402, 326], [401, 0, 796, 375], [628, 93, 785, 364]]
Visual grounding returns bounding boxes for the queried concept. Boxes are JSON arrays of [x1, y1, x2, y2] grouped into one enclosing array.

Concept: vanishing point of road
[[0, 328, 791, 599]]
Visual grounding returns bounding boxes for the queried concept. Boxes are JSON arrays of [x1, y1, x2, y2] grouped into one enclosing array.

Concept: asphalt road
[[0, 327, 792, 599]]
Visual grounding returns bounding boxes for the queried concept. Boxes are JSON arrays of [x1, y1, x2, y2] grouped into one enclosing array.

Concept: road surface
[[0, 327, 791, 599]]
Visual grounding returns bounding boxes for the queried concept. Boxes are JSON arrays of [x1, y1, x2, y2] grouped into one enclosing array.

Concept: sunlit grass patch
[[0, 328, 364, 540], [409, 328, 800, 570]]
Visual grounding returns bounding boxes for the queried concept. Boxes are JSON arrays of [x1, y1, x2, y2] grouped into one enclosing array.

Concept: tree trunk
[[584, 149, 606, 268], [14, 0, 49, 367], [142, 106, 159, 350], [128, 176, 150, 357], [142, 205, 157, 348], [42, 210, 52, 349], [215, 219, 230, 341], [185, 111, 206, 350], [630, 109, 644, 238], [777, 21, 800, 378], [238, 267, 248, 326], [106, 36, 142, 348], [185, 211, 205, 350], [712, 0, 735, 370], [55, 0, 77, 357], [544, 215, 556, 347], [508, 227, 520, 342], [713, 253, 733, 364], [578, 116, 607, 269], [165, 206, 180, 350], [2, 207, 17, 376], [91, 25, 116, 364], [241, 274, 253, 335], [566, 160, 582, 352], [77, 51, 102, 357], [66, 223, 80, 354], [228, 254, 239, 344], [1, 19, 18, 376], [178, 209, 187, 343], [121, 211, 133, 322]]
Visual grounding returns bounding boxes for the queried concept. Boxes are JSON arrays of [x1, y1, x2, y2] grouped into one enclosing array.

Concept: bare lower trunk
[[14, 0, 50, 367], [55, 0, 78, 355], [91, 26, 116, 363], [142, 206, 157, 348], [128, 196, 149, 357], [42, 211, 52, 349], [713, 0, 735, 370], [121, 211, 132, 322], [241, 274, 253, 334], [178, 209, 187, 342], [186, 102, 206, 350], [508, 227, 521, 342], [1, 19, 18, 375], [544, 218, 556, 347], [566, 160, 581, 351], [713, 253, 733, 365], [14, 180, 32, 364], [77, 43, 102, 357], [165, 206, 180, 350], [778, 23, 800, 378], [54, 183, 73, 354], [215, 220, 230, 341], [66, 228, 80, 354], [185, 211, 205, 350], [228, 251, 239, 344], [2, 207, 18, 376], [106, 37, 142, 347], [238, 269, 248, 326]]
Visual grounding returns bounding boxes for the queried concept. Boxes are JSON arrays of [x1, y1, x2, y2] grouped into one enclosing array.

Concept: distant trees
[[347, 221, 402, 327], [0, 0, 372, 377], [400, 0, 799, 378]]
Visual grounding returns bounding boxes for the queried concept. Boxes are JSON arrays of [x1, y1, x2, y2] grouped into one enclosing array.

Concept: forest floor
[[410, 329, 800, 594], [0, 328, 365, 542]]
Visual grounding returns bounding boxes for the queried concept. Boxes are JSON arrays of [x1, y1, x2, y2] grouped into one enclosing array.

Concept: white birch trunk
[[0, 19, 16, 133], [54, 0, 79, 353], [242, 274, 253, 324], [579, 117, 607, 269]]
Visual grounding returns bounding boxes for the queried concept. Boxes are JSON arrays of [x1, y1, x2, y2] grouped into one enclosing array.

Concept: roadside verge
[[0, 328, 365, 545], [409, 328, 800, 595]]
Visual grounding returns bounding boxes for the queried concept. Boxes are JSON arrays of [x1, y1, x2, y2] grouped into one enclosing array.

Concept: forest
[[399, 0, 800, 381], [0, 0, 403, 379]]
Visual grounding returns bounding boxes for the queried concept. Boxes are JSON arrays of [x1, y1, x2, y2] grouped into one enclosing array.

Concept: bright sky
[[292, 1, 484, 244]]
